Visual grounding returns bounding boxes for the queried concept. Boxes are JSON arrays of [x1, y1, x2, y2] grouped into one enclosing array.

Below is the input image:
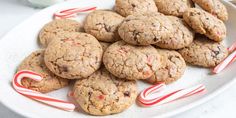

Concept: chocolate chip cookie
[[154, 0, 194, 17], [146, 49, 186, 84], [39, 19, 82, 47], [183, 8, 226, 42], [103, 41, 161, 80], [155, 16, 195, 49], [192, 0, 228, 21], [73, 68, 137, 116], [115, 0, 158, 17], [84, 10, 124, 42], [44, 32, 103, 79], [178, 35, 228, 67], [118, 13, 173, 45], [18, 50, 69, 93]]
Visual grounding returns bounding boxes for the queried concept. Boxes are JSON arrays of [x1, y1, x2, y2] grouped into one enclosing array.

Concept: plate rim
[[0, 0, 236, 117]]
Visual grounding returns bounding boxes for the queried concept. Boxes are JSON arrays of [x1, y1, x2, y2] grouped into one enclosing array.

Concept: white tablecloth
[[0, 0, 236, 117]]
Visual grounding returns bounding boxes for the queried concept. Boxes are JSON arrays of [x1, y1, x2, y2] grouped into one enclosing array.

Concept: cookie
[[154, 0, 194, 17], [115, 0, 158, 17], [39, 19, 82, 47], [178, 35, 228, 67], [18, 50, 69, 93], [73, 68, 137, 116], [183, 8, 226, 42], [99, 42, 111, 51], [44, 32, 103, 79], [118, 13, 173, 45], [145, 49, 186, 84], [192, 0, 228, 21], [155, 16, 195, 49], [103, 41, 161, 80], [84, 10, 124, 42]]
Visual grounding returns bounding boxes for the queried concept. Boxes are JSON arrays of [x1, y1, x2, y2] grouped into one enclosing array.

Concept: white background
[[0, 0, 235, 117]]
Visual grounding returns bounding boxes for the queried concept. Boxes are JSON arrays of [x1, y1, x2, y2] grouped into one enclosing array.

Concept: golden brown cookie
[[18, 50, 69, 93], [183, 8, 226, 42], [39, 19, 82, 47], [118, 13, 173, 45], [154, 0, 194, 17], [155, 16, 195, 49], [192, 0, 228, 21], [146, 49, 186, 84], [115, 0, 158, 17], [84, 10, 124, 42], [44, 32, 103, 79], [178, 35, 228, 67], [73, 68, 137, 116], [103, 41, 161, 80]]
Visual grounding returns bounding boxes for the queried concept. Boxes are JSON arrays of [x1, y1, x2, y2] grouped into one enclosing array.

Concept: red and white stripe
[[138, 83, 206, 107], [213, 50, 236, 74], [227, 41, 236, 53], [12, 70, 75, 111], [54, 6, 96, 19]]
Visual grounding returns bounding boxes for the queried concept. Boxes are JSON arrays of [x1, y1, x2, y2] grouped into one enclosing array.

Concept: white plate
[[0, 0, 236, 118]]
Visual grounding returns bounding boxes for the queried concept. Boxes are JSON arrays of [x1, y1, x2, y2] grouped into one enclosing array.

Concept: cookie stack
[[17, 0, 229, 116]]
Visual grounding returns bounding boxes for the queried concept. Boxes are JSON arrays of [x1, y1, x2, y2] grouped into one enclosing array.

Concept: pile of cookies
[[17, 0, 229, 116]]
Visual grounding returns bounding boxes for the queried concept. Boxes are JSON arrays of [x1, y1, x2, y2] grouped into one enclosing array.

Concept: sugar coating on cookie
[[154, 0, 194, 17], [84, 10, 124, 42], [18, 50, 69, 93], [192, 0, 228, 21], [39, 19, 82, 47], [155, 16, 195, 49], [73, 68, 137, 116], [103, 41, 161, 80], [146, 49, 186, 84], [115, 0, 158, 17], [44, 32, 103, 79], [183, 8, 226, 42], [178, 35, 228, 67], [118, 13, 173, 45]]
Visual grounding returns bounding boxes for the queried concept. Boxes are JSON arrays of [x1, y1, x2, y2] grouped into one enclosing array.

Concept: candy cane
[[12, 70, 75, 111], [227, 41, 236, 52], [53, 7, 96, 19], [212, 50, 236, 74], [138, 84, 206, 107]]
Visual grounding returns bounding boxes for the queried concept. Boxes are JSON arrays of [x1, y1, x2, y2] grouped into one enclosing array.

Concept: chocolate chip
[[124, 91, 130, 97], [60, 65, 69, 72], [131, 4, 136, 7], [88, 92, 92, 95]]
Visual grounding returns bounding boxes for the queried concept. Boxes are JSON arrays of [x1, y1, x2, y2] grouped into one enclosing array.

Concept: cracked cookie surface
[[192, 0, 228, 21], [73, 68, 137, 116], [154, 0, 194, 17], [118, 13, 173, 45], [18, 50, 69, 93], [146, 49, 186, 84], [155, 16, 195, 49], [84, 10, 124, 42], [115, 0, 158, 17], [103, 41, 161, 80], [44, 32, 103, 79], [39, 19, 82, 47], [183, 8, 226, 42], [178, 35, 228, 67]]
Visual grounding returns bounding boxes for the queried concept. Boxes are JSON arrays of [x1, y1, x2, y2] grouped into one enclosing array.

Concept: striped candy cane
[[54, 7, 96, 19], [138, 83, 206, 107], [12, 70, 75, 111], [227, 41, 236, 53], [212, 50, 236, 74]]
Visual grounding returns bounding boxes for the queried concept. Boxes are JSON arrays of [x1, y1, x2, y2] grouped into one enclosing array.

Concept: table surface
[[0, 0, 236, 118]]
